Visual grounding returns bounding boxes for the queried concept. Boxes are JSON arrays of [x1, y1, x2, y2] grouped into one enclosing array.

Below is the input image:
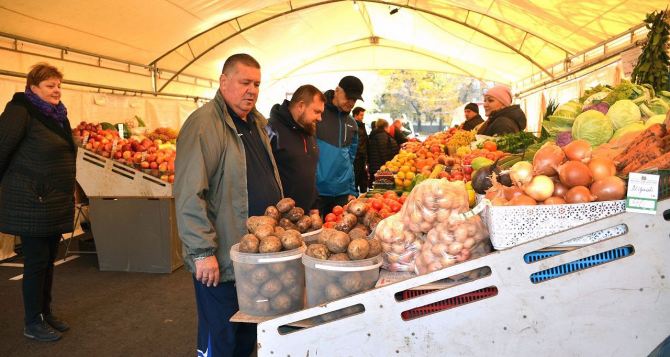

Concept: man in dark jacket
[[352, 106, 369, 193], [267, 85, 325, 213], [367, 119, 399, 182], [316, 76, 363, 215], [461, 102, 484, 131]]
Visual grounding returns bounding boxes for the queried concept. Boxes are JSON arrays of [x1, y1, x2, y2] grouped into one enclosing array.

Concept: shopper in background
[[389, 119, 408, 146], [316, 76, 362, 215], [174, 53, 282, 357], [0, 63, 76, 342], [367, 119, 399, 184], [352, 106, 369, 194], [461, 102, 484, 131], [267, 84, 324, 213], [477, 85, 527, 136]]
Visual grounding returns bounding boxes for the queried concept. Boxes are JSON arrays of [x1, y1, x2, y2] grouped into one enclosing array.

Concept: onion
[[565, 186, 595, 203], [590, 176, 626, 201], [510, 161, 534, 187], [503, 186, 525, 201], [543, 196, 566, 205], [524, 175, 554, 202], [506, 194, 537, 206], [533, 143, 565, 176], [588, 157, 617, 181], [563, 139, 592, 163], [552, 180, 569, 198], [558, 160, 593, 187]]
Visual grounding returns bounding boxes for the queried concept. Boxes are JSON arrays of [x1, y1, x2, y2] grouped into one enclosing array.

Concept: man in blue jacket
[[316, 76, 363, 215]]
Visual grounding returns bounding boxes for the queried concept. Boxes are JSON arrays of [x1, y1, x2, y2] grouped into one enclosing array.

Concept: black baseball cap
[[338, 75, 364, 101]]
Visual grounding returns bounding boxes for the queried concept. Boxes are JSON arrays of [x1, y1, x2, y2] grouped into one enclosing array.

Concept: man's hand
[[195, 256, 220, 287]]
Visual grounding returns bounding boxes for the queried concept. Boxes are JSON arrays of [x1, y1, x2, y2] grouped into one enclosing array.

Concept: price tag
[[625, 172, 659, 214], [117, 123, 125, 139]]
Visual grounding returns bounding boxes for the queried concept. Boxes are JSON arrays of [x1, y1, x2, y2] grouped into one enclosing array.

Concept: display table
[[77, 149, 181, 273], [0, 233, 16, 261]]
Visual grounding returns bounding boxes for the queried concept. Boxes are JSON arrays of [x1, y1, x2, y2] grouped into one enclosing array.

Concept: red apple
[[150, 162, 158, 169]]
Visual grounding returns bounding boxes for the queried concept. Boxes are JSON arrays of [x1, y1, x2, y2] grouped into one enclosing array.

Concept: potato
[[276, 198, 296, 213], [247, 216, 277, 233], [260, 278, 283, 298], [236, 279, 258, 297], [296, 215, 312, 233], [249, 267, 271, 285], [270, 293, 292, 313], [347, 238, 370, 260], [319, 228, 338, 245], [273, 226, 285, 236], [325, 283, 347, 300], [340, 272, 364, 293], [310, 214, 323, 230], [279, 218, 298, 231], [335, 213, 358, 233], [369, 215, 382, 231], [328, 253, 350, 261], [348, 227, 368, 241], [286, 284, 303, 302], [252, 295, 272, 315], [264, 205, 281, 221], [267, 262, 286, 274], [279, 229, 303, 250], [367, 238, 382, 258], [363, 211, 381, 228], [286, 207, 305, 222], [239, 234, 260, 253], [259, 235, 282, 253], [254, 224, 274, 239], [305, 243, 329, 260], [347, 199, 368, 216], [325, 230, 351, 254], [279, 268, 299, 287]]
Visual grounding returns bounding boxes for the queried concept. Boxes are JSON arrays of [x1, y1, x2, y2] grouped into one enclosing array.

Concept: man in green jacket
[[174, 53, 282, 357]]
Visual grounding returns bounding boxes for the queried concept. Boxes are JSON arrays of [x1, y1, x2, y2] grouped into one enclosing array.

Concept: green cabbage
[[572, 110, 613, 147], [610, 122, 645, 141], [606, 100, 641, 130], [645, 114, 666, 127], [648, 98, 669, 115]]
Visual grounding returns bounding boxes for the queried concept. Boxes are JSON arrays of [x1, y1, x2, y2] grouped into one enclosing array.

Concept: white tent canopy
[[0, 1, 667, 128]]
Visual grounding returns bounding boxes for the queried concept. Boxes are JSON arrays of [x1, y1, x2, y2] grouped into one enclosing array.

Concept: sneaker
[[24, 320, 61, 342], [44, 314, 70, 332]]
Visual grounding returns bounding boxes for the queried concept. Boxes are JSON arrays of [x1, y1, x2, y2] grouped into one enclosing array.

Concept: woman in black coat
[[0, 63, 76, 342], [367, 119, 399, 182], [477, 85, 527, 136]]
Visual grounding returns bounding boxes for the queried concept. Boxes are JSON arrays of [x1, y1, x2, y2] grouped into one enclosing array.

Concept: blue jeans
[[193, 277, 256, 357]]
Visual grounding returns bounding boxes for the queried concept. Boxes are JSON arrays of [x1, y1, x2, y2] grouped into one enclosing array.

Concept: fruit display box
[[76, 149, 172, 198], [481, 199, 626, 250]]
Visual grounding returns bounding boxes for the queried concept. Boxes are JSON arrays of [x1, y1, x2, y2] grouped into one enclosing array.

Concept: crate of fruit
[[481, 199, 626, 250], [76, 149, 172, 198]]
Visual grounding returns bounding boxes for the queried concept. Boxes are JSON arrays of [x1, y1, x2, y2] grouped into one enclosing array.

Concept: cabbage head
[[648, 98, 669, 115], [645, 114, 666, 127], [610, 122, 645, 141], [572, 110, 613, 147], [606, 100, 641, 130]]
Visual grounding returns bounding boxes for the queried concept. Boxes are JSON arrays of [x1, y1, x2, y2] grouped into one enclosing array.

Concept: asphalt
[[0, 235, 197, 357]]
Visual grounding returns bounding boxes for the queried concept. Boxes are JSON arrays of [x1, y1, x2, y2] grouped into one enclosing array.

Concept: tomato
[[383, 190, 398, 200], [483, 141, 497, 152], [379, 208, 391, 218], [398, 196, 406, 204], [325, 213, 337, 222], [371, 199, 383, 210], [389, 201, 402, 213], [323, 221, 336, 229], [332, 205, 344, 215]]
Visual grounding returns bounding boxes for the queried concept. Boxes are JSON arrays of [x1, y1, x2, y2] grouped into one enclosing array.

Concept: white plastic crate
[[481, 199, 626, 250], [76, 149, 172, 198]]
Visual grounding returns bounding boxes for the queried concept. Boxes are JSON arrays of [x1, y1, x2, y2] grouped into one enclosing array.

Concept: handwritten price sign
[[625, 173, 659, 214]]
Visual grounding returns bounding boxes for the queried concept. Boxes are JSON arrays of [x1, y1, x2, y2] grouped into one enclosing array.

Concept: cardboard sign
[[625, 172, 659, 214]]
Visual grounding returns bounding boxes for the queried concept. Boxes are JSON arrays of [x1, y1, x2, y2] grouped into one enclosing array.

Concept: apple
[[158, 162, 168, 172], [122, 151, 132, 160], [160, 175, 169, 182], [113, 151, 123, 159], [133, 152, 143, 164], [150, 162, 158, 169], [168, 175, 174, 183]]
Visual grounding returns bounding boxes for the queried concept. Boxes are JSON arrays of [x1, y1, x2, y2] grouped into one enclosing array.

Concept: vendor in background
[[368, 119, 399, 184], [174, 53, 282, 357], [461, 102, 484, 131], [267, 84, 324, 213], [477, 85, 527, 136], [0, 63, 75, 342], [352, 107, 369, 194], [389, 119, 408, 146]]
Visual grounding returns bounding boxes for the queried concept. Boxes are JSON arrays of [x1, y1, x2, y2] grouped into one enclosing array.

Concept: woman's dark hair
[[26, 62, 63, 87]]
